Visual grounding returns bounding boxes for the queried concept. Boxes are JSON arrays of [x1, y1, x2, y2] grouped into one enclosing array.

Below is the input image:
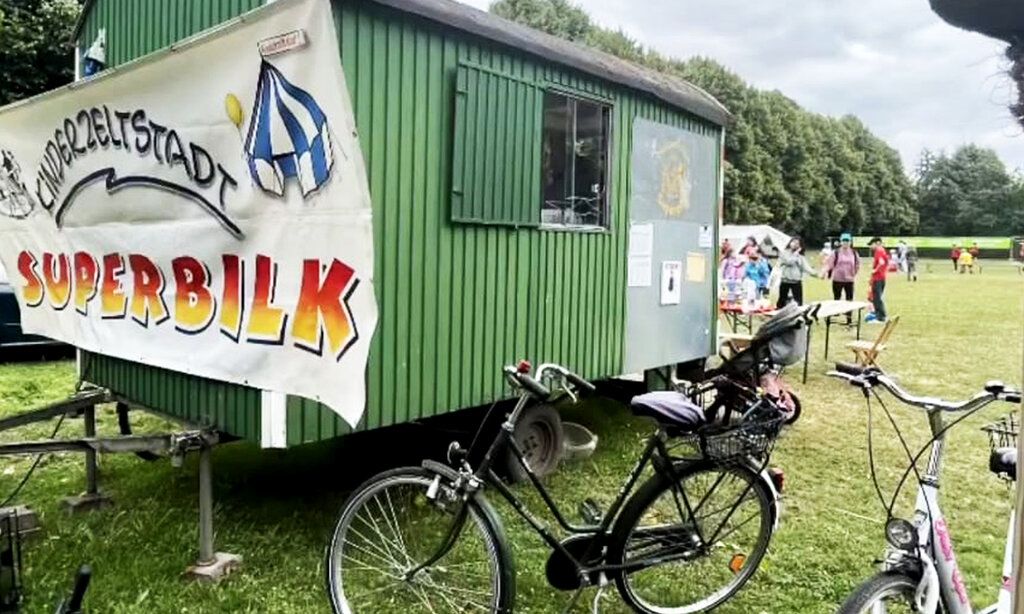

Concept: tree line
[[492, 0, 1024, 241], [1, 0, 1021, 241]]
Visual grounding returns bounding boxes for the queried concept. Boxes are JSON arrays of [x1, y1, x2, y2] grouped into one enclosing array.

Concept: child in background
[[958, 248, 974, 274], [719, 247, 746, 303], [906, 245, 918, 282], [950, 244, 961, 272], [745, 250, 771, 299]]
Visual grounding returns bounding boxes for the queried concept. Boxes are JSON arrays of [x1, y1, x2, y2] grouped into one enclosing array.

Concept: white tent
[[720, 224, 793, 257]]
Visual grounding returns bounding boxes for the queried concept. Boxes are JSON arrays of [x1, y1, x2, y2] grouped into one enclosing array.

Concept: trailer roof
[[929, 0, 1024, 42], [73, 0, 731, 127]]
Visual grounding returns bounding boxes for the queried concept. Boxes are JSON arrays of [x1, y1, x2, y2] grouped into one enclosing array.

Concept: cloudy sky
[[457, 0, 1023, 173]]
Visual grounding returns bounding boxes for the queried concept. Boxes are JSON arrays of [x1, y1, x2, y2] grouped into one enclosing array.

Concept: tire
[[608, 460, 773, 613], [506, 404, 564, 483], [326, 467, 515, 614], [837, 572, 929, 614]]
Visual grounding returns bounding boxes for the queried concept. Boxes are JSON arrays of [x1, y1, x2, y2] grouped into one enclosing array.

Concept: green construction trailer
[[72, 0, 728, 450]]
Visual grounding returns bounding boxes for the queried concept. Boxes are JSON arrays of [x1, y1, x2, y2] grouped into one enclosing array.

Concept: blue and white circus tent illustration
[[244, 61, 334, 197]]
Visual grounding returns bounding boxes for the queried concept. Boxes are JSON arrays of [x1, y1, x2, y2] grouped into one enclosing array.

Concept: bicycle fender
[[734, 458, 782, 533], [420, 460, 517, 613]]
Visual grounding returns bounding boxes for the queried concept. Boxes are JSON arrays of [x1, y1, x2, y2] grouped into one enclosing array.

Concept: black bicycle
[[325, 361, 787, 613]]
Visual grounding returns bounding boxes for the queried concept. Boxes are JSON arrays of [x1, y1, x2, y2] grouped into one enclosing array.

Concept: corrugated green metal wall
[[78, 0, 722, 446], [77, 0, 265, 65]]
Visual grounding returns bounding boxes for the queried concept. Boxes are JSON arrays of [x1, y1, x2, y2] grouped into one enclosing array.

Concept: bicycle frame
[[475, 392, 696, 578], [425, 387, 780, 587], [887, 411, 1016, 614]]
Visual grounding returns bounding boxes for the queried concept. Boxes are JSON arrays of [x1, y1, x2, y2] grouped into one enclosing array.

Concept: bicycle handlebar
[[828, 363, 1021, 412], [504, 362, 595, 399]]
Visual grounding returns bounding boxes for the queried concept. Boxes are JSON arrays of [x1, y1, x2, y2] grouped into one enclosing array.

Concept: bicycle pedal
[[579, 498, 603, 524]]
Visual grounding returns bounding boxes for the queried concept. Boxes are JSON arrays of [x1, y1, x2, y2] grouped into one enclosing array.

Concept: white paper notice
[[661, 261, 682, 305], [698, 224, 713, 248], [629, 223, 654, 257], [628, 256, 652, 287]]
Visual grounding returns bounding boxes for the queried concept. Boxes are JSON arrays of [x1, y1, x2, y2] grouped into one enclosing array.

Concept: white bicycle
[[829, 362, 1021, 614]]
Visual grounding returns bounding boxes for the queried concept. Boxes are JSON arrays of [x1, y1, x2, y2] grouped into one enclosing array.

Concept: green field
[[850, 236, 1015, 250], [0, 258, 1021, 613]]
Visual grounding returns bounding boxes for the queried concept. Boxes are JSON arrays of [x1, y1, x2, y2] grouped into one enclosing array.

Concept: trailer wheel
[[506, 404, 564, 483]]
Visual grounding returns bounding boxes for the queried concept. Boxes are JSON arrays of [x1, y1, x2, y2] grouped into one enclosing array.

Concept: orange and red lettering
[[219, 254, 244, 341], [73, 252, 99, 315], [172, 256, 215, 333], [101, 253, 127, 318], [42, 252, 71, 309], [292, 258, 358, 358], [246, 254, 286, 344], [17, 251, 44, 307], [128, 254, 168, 326]]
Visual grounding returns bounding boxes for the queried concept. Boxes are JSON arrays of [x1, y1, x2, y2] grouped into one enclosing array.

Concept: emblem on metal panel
[[655, 141, 691, 218]]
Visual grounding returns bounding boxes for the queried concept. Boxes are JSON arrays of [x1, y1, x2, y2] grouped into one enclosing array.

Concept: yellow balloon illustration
[[225, 94, 244, 128]]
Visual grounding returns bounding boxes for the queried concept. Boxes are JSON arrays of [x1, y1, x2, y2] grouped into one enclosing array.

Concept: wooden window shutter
[[451, 61, 543, 227]]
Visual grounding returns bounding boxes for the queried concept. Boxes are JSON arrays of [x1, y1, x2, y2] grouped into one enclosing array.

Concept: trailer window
[[541, 92, 610, 229]]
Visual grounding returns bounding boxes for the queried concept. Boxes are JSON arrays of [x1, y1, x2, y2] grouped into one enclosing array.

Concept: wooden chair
[[845, 316, 900, 366]]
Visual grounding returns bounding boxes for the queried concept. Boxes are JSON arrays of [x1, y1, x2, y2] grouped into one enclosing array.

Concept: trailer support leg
[[185, 445, 241, 581], [61, 405, 113, 515]]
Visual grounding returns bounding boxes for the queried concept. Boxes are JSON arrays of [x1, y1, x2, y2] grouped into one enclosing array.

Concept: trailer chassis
[[0, 386, 241, 580]]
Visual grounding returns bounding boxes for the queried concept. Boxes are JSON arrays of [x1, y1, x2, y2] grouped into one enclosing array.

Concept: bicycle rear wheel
[[326, 467, 514, 613], [608, 460, 773, 613]]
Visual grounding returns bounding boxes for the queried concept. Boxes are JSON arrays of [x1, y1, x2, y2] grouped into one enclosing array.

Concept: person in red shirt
[[866, 237, 889, 323], [950, 244, 961, 272]]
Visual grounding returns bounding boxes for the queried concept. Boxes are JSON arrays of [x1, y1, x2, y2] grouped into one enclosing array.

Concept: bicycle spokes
[[619, 466, 772, 613], [331, 474, 502, 613]]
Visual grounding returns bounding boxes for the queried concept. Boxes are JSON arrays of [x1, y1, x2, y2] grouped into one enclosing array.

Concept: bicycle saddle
[[630, 392, 705, 433], [990, 447, 1017, 481]]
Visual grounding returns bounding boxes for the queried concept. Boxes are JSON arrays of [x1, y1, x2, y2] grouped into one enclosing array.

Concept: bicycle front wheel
[[326, 467, 514, 614], [837, 572, 934, 614], [609, 460, 773, 613]]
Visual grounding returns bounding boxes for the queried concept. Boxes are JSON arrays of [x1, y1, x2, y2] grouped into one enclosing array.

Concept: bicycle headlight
[[885, 518, 918, 551]]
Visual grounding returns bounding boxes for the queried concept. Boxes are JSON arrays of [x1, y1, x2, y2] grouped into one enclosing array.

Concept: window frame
[[538, 86, 614, 233]]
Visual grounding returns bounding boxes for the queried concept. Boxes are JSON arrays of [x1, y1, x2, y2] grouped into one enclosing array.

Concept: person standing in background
[[866, 236, 890, 323], [719, 246, 746, 303], [777, 237, 818, 307], [897, 240, 909, 272], [742, 236, 758, 258], [745, 249, 771, 298], [950, 244, 961, 272], [969, 242, 981, 273], [826, 232, 860, 324], [958, 248, 974, 274], [820, 241, 835, 277], [906, 244, 918, 282]]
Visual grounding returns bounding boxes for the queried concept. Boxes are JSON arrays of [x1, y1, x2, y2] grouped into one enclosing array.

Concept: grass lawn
[[0, 257, 1021, 613]]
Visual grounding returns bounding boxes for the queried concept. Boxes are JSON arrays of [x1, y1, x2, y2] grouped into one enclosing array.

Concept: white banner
[[0, 0, 377, 427]]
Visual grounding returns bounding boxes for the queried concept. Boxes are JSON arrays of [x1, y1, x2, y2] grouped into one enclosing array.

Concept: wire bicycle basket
[[679, 414, 787, 462], [982, 413, 1018, 449]]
